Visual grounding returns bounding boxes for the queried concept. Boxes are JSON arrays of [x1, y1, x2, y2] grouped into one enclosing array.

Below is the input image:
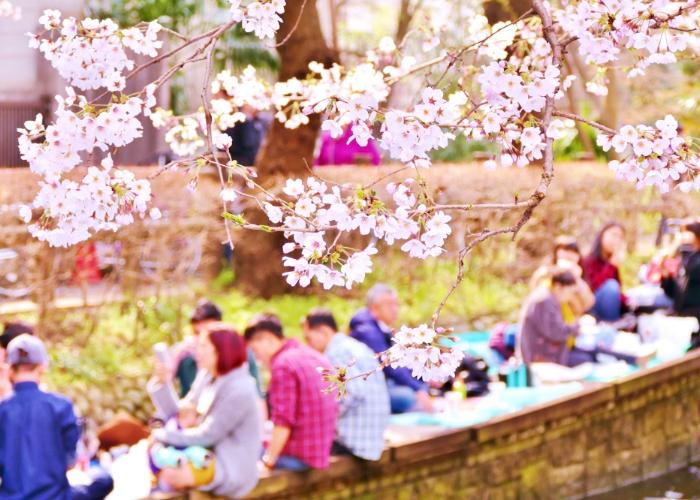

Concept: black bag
[[440, 355, 490, 397]]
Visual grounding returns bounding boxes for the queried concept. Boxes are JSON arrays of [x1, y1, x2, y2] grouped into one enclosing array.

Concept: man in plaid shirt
[[244, 314, 338, 471], [303, 309, 389, 461]]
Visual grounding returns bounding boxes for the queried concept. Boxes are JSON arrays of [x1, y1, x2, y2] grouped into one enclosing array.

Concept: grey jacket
[[518, 287, 578, 365], [148, 365, 262, 498]]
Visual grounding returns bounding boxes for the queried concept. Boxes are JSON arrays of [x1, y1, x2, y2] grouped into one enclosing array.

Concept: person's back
[[325, 334, 389, 460], [518, 286, 576, 365], [349, 308, 390, 353], [268, 339, 338, 469], [0, 382, 79, 499]]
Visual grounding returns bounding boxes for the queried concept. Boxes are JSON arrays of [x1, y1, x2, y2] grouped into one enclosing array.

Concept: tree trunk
[[233, 0, 338, 297], [483, 0, 533, 24]]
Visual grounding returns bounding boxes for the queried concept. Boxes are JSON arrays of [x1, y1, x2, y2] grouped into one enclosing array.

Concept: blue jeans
[[71, 468, 114, 500], [387, 380, 416, 414], [274, 454, 309, 471], [592, 279, 623, 321]]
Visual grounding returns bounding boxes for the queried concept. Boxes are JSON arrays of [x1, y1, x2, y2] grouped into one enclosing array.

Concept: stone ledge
[[614, 348, 700, 398], [149, 349, 700, 499]]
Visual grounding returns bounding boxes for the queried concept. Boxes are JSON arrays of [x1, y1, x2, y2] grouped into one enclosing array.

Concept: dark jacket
[[0, 382, 79, 500], [226, 119, 265, 166], [349, 308, 425, 392], [662, 250, 700, 318]]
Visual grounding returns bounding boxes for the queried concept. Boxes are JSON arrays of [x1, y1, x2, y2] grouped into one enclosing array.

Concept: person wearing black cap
[[0, 322, 35, 400], [0, 334, 113, 499]]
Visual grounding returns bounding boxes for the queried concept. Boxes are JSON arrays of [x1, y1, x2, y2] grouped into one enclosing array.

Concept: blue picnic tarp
[[395, 331, 692, 429], [389, 382, 584, 429]]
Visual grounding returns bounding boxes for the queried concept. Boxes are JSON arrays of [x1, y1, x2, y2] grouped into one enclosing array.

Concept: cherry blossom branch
[[269, 0, 310, 48], [553, 110, 617, 135], [386, 10, 533, 85], [430, 0, 562, 327]]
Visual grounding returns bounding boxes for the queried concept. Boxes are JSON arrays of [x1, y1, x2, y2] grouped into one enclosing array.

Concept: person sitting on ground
[[0, 334, 114, 500], [582, 222, 628, 321], [518, 271, 647, 367], [303, 308, 389, 461], [531, 236, 595, 323], [171, 299, 262, 397], [661, 222, 700, 324], [349, 284, 433, 414], [244, 313, 338, 471], [0, 321, 35, 400], [148, 325, 261, 498]]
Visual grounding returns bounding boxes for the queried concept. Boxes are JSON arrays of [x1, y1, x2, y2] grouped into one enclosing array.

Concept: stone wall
[[233, 351, 700, 500]]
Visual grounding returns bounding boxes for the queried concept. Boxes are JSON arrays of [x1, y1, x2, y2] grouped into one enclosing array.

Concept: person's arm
[[661, 274, 677, 298], [570, 278, 595, 316], [529, 265, 551, 290], [153, 386, 250, 448], [60, 401, 80, 468], [263, 364, 298, 466], [261, 426, 291, 468], [0, 412, 5, 478]]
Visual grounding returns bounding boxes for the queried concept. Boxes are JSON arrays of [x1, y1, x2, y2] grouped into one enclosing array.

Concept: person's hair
[[552, 236, 581, 265], [10, 363, 40, 373], [1, 322, 34, 349], [590, 222, 625, 261], [684, 222, 700, 244], [190, 300, 223, 324], [551, 270, 577, 287], [205, 327, 247, 376], [366, 284, 397, 306], [304, 308, 338, 332], [243, 313, 284, 341]]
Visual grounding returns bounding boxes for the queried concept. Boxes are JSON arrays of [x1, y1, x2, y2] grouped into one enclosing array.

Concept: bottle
[[453, 372, 468, 399]]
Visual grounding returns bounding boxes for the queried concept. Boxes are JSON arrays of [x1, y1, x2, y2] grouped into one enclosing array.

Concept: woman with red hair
[[148, 324, 261, 497]]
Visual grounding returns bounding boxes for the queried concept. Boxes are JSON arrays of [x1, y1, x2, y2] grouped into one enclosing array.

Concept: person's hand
[[415, 390, 434, 413], [153, 357, 172, 385], [610, 248, 626, 267], [159, 461, 195, 490]]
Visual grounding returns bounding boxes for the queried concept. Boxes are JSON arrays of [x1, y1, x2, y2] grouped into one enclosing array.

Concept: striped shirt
[[325, 334, 390, 461], [269, 339, 338, 469]]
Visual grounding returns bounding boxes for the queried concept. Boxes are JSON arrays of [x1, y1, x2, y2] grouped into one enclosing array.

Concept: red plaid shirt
[[268, 339, 338, 469]]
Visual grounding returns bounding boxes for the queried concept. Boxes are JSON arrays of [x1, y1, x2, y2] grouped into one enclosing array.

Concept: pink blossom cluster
[[27, 158, 152, 247], [473, 60, 561, 168], [266, 177, 451, 290], [229, 0, 286, 39], [383, 325, 464, 382], [17, 92, 153, 246], [30, 10, 162, 91], [0, 0, 20, 19], [155, 62, 388, 156], [557, 0, 696, 75], [596, 115, 700, 192]]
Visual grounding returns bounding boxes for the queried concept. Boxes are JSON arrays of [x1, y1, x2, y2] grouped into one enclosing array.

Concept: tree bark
[[483, 0, 533, 24], [233, 0, 338, 297]]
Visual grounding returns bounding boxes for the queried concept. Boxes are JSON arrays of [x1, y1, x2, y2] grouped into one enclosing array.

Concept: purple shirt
[[315, 129, 381, 166]]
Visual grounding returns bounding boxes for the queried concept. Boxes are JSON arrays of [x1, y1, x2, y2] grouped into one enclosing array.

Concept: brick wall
[[235, 351, 700, 499]]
